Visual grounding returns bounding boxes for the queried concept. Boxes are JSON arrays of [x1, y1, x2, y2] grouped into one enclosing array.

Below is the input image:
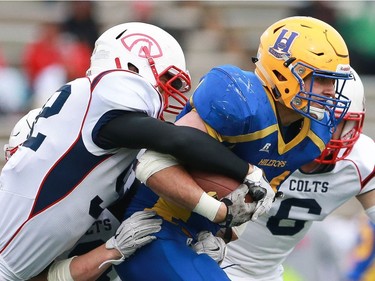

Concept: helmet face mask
[[289, 62, 352, 128], [254, 16, 352, 128], [141, 46, 191, 115], [315, 67, 365, 164], [3, 145, 18, 162], [157, 66, 191, 115], [87, 22, 191, 117]]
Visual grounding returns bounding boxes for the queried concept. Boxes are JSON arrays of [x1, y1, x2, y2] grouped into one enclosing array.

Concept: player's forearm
[[145, 164, 227, 223], [28, 245, 119, 281], [69, 245, 120, 281]]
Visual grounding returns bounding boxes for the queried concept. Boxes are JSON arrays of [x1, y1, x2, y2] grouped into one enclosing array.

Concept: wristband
[[193, 192, 222, 221], [98, 240, 125, 269], [47, 256, 76, 281]]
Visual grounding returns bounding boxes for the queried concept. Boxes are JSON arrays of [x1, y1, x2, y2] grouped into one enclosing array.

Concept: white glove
[[220, 184, 257, 227], [191, 231, 227, 264], [102, 210, 162, 266], [245, 165, 275, 221]]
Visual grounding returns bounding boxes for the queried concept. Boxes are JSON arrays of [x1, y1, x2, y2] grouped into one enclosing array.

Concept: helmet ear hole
[[271, 71, 287, 99], [128, 63, 139, 73], [273, 70, 287, 82], [272, 88, 282, 99]]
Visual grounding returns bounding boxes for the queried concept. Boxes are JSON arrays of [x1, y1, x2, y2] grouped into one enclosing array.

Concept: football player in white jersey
[[221, 67, 375, 281], [0, 22, 260, 281], [3, 109, 162, 281], [4, 109, 221, 281]]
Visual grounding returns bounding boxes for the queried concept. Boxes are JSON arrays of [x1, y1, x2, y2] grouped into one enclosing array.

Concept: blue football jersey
[[125, 65, 332, 236], [178, 64, 331, 189]]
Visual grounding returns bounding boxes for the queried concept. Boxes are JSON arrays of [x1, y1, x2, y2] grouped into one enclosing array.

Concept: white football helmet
[[315, 67, 365, 164], [87, 22, 191, 116], [4, 108, 41, 161]]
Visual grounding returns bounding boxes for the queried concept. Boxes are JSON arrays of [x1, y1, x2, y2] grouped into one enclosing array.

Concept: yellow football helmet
[[254, 16, 352, 128]]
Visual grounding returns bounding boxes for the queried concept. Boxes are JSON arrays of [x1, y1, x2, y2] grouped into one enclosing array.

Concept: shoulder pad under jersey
[[192, 64, 266, 136], [92, 70, 162, 118], [348, 134, 375, 193]]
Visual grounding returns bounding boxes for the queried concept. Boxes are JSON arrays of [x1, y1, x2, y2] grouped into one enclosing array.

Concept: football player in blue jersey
[[114, 16, 354, 280]]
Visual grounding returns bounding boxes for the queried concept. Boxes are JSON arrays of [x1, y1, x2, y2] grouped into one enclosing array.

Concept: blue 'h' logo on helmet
[[269, 29, 299, 59]]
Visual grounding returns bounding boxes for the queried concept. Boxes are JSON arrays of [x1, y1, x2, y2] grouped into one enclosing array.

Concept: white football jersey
[[222, 134, 375, 280], [0, 70, 161, 280]]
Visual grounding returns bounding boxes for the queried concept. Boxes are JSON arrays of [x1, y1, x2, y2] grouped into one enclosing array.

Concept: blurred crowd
[[1, 1, 375, 117], [0, 1, 98, 115]]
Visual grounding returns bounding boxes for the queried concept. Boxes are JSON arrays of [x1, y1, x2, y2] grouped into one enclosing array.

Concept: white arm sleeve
[[366, 205, 375, 224], [47, 257, 76, 281], [135, 150, 179, 183]]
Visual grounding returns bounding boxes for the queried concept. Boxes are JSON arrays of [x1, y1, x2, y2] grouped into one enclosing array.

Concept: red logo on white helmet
[[121, 33, 163, 58]]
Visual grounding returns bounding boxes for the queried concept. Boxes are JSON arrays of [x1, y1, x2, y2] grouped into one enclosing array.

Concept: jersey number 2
[[24, 85, 71, 151]]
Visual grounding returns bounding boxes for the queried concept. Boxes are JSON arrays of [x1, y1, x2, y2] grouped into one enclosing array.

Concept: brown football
[[189, 170, 253, 202]]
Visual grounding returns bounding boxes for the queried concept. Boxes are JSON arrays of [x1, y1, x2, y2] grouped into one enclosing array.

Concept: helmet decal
[[121, 33, 163, 59], [269, 29, 299, 59]]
